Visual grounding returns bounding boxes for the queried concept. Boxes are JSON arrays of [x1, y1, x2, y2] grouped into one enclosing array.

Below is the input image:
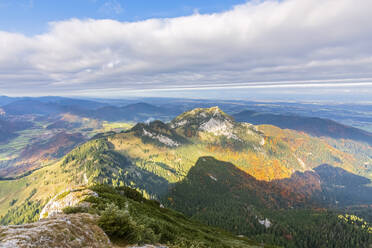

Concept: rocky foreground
[[0, 213, 168, 248], [0, 213, 110, 248], [0, 183, 266, 248], [0, 188, 168, 248]]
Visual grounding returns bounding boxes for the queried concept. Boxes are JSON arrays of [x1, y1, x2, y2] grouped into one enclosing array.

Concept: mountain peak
[[170, 107, 237, 138], [171, 107, 233, 127], [189, 106, 228, 118]]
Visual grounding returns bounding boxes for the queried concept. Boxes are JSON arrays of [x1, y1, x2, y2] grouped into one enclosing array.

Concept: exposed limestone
[[199, 117, 234, 137], [142, 129, 179, 147], [258, 218, 272, 228], [170, 119, 187, 129], [40, 188, 98, 219], [0, 213, 110, 248], [172, 106, 242, 140]]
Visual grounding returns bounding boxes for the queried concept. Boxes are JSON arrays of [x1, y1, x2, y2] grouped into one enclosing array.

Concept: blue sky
[[0, 0, 246, 35], [0, 0, 371, 101]]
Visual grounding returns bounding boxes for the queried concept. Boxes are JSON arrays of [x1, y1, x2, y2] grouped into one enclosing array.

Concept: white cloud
[[0, 0, 372, 96]]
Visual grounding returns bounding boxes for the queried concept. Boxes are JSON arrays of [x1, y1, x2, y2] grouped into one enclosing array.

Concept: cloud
[[0, 0, 372, 96], [98, 0, 123, 16]]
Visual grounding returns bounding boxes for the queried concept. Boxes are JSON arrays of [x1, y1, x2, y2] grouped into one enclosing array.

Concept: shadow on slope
[[61, 138, 170, 197], [166, 157, 372, 214], [0, 117, 33, 143], [315, 164, 372, 206], [165, 157, 322, 215], [164, 156, 372, 247]]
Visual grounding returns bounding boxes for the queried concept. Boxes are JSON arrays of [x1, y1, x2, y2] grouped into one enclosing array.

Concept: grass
[[100, 121, 134, 132], [0, 161, 79, 218]]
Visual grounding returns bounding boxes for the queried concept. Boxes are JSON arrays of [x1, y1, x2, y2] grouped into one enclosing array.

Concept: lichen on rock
[[0, 213, 110, 248], [40, 188, 98, 220]]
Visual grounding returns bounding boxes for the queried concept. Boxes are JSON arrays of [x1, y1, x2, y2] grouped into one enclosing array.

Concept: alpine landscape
[[0, 0, 372, 247]]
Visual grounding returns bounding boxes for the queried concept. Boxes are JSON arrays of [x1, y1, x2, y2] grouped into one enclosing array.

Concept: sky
[[0, 0, 372, 102]]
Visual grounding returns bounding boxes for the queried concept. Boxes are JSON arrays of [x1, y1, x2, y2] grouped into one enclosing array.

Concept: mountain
[[1, 106, 370, 196], [165, 156, 372, 247], [1, 99, 174, 124], [170, 106, 236, 138], [2, 106, 368, 200], [1, 97, 108, 116], [0, 106, 371, 247], [0, 96, 20, 106], [166, 156, 322, 211], [233, 110, 372, 146], [314, 164, 372, 206], [2, 100, 64, 115], [88, 102, 172, 122], [39, 97, 108, 109]]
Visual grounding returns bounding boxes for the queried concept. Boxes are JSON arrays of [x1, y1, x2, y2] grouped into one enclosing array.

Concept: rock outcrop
[[40, 188, 98, 219], [0, 213, 110, 248], [0, 187, 169, 248]]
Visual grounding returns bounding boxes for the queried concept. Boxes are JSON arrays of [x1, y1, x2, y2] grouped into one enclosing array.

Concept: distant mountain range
[[233, 110, 372, 145], [85, 102, 175, 122], [3, 95, 371, 144], [1, 98, 176, 122], [0, 98, 108, 116]]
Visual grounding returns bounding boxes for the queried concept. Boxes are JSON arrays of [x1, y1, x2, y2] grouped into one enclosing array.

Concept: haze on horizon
[[0, 0, 371, 102]]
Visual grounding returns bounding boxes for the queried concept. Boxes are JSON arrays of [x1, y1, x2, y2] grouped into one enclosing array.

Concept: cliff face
[[0, 213, 111, 248]]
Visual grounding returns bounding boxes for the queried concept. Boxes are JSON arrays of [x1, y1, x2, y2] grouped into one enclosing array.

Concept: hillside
[[0, 117, 33, 143], [233, 110, 372, 146], [165, 157, 372, 247], [0, 132, 85, 179]]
